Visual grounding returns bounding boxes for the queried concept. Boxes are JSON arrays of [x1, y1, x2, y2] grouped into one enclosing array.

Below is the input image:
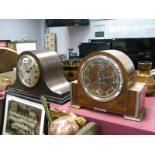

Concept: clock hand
[[23, 63, 28, 72], [26, 65, 35, 73], [95, 76, 112, 84], [102, 76, 113, 80], [22, 62, 31, 73]]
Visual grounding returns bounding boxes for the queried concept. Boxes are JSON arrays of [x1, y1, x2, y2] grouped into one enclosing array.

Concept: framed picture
[[3, 94, 45, 135], [15, 42, 37, 55]]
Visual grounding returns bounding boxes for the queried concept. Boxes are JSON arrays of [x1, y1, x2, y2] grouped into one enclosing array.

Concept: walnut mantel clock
[[7, 50, 70, 104], [70, 50, 146, 121]]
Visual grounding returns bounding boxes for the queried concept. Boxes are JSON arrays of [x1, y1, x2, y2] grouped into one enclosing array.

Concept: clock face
[[80, 55, 123, 102], [17, 55, 40, 88]]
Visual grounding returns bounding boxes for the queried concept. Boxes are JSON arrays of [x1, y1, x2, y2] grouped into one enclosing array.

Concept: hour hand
[[102, 76, 112, 80]]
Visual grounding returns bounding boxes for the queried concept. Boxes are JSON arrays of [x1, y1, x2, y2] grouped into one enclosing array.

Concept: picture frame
[[15, 41, 37, 55], [2, 94, 45, 135]]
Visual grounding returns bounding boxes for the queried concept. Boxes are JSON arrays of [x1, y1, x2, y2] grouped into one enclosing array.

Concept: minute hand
[[102, 76, 112, 80], [95, 76, 112, 83]]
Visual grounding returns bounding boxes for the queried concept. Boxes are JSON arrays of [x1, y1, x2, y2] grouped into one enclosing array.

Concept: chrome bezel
[[80, 55, 123, 102]]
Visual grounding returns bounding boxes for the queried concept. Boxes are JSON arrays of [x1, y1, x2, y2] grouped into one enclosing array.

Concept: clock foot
[[69, 104, 81, 109], [123, 108, 146, 122]]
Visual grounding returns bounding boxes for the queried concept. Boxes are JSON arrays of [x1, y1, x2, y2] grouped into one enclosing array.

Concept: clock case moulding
[[7, 50, 70, 104], [70, 50, 146, 121]]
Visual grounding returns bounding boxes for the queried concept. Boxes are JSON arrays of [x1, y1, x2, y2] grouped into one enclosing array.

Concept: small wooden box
[[76, 122, 97, 135]]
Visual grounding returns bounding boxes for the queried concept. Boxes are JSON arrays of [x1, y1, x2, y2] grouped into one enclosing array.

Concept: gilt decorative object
[[41, 96, 87, 135], [48, 115, 79, 135]]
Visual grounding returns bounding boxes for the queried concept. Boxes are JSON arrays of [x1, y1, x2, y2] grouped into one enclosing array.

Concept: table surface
[[0, 91, 5, 100], [50, 93, 155, 135], [1, 90, 155, 134]]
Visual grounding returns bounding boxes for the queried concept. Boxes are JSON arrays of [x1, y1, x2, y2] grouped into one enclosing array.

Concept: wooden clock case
[[70, 50, 146, 121], [7, 50, 70, 104]]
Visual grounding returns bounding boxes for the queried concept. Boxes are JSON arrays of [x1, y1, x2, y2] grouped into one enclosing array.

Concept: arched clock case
[[70, 50, 146, 121], [7, 50, 70, 104]]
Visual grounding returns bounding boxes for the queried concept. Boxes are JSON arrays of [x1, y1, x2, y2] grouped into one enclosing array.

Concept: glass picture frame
[[15, 42, 37, 55], [3, 94, 45, 135]]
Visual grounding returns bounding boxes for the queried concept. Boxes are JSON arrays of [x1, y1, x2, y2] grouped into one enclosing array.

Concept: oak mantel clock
[[70, 50, 146, 121], [7, 50, 70, 104]]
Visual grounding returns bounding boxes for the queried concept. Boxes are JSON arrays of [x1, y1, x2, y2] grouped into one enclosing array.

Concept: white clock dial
[[17, 55, 40, 88]]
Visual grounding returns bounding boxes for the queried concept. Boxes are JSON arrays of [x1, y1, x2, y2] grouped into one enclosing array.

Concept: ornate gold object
[[40, 96, 87, 135], [48, 109, 87, 135], [136, 61, 155, 96], [50, 108, 86, 127], [48, 115, 79, 135]]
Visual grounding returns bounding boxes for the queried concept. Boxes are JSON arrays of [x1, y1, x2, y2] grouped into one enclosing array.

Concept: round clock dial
[[80, 55, 123, 102], [17, 55, 40, 88]]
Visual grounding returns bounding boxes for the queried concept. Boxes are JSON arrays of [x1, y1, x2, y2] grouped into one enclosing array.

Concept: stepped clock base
[[7, 88, 70, 104]]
